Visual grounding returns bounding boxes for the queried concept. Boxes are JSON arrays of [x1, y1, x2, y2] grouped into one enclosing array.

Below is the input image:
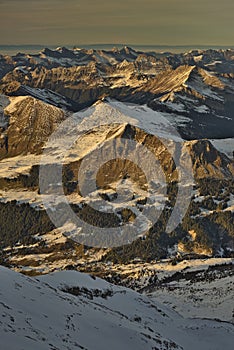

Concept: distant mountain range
[[1, 46, 234, 139], [1, 44, 234, 55]]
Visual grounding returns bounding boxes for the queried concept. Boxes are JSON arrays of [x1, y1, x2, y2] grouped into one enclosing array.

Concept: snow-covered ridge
[[72, 99, 183, 141]]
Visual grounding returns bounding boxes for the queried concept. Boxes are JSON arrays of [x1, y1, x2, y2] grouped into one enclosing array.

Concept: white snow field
[[0, 267, 233, 350]]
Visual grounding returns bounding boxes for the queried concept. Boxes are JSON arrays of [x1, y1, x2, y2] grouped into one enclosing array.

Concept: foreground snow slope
[[0, 267, 233, 350]]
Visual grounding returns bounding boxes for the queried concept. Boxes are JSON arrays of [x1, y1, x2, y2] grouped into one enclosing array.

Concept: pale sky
[[0, 0, 233, 46]]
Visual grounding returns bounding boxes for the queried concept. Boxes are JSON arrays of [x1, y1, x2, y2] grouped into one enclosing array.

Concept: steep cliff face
[[184, 139, 234, 179], [0, 96, 65, 159]]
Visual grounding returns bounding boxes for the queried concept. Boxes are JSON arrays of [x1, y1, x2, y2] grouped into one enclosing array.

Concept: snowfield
[[210, 138, 234, 158], [0, 266, 233, 350]]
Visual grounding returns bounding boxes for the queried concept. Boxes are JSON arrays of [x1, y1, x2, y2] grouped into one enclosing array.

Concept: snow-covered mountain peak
[[73, 98, 183, 142]]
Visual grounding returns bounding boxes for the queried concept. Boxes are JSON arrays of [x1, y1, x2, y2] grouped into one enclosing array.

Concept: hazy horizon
[[0, 0, 234, 47], [0, 43, 234, 56]]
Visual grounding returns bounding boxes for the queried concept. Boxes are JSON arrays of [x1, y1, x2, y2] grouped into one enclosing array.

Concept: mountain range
[[0, 46, 233, 265], [0, 46, 233, 350], [0, 46, 234, 139]]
